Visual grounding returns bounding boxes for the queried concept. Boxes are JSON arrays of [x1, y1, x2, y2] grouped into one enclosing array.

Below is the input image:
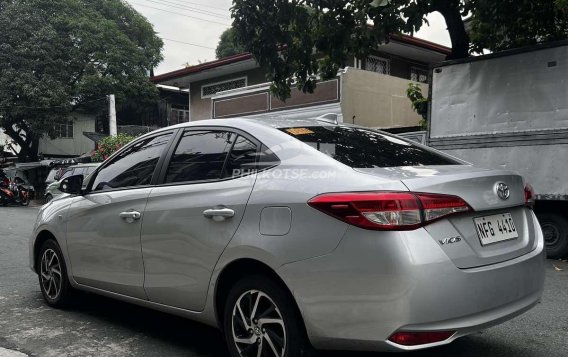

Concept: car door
[[66, 131, 175, 299], [140, 129, 260, 311]]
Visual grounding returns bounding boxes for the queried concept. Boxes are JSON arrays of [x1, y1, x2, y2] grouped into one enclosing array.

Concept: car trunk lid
[[356, 165, 537, 268]]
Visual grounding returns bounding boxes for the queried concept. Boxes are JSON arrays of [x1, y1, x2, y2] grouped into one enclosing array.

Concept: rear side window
[[281, 126, 459, 168], [222, 135, 258, 178], [165, 130, 235, 183]]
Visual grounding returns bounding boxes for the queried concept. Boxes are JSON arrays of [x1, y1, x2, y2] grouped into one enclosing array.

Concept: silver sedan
[[30, 118, 545, 356]]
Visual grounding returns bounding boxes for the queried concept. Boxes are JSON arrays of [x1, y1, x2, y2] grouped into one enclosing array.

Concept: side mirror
[[59, 174, 84, 195]]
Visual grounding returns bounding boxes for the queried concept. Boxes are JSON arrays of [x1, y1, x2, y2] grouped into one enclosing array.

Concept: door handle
[[119, 210, 141, 223], [203, 207, 235, 221]]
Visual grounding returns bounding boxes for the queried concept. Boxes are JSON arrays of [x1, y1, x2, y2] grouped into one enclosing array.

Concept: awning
[[83, 132, 108, 143]]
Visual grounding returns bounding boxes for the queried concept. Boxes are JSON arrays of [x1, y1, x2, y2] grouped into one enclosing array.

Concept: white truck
[[426, 40, 568, 258]]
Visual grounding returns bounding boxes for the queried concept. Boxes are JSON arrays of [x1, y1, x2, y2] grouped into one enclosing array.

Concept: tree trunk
[[433, 1, 470, 59]]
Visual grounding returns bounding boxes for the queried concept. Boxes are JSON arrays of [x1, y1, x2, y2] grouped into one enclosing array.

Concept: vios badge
[[495, 182, 510, 200], [439, 236, 462, 245]]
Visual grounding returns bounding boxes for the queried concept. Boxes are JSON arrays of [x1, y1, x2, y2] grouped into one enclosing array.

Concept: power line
[[173, 0, 228, 12], [130, 2, 231, 27], [161, 37, 216, 49], [142, 0, 230, 19]]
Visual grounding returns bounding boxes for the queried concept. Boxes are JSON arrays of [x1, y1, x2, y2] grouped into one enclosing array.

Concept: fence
[[117, 125, 155, 137]]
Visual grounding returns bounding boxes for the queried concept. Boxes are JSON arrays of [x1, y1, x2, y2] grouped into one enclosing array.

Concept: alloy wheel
[[40, 248, 62, 300], [231, 289, 286, 357]]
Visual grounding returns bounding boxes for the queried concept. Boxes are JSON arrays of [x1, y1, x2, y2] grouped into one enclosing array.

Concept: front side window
[[60, 168, 74, 180], [85, 167, 97, 176], [91, 132, 172, 192], [281, 126, 459, 168], [165, 130, 235, 183]]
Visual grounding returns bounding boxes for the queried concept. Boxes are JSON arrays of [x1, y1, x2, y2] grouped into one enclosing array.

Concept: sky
[[127, 0, 452, 76]]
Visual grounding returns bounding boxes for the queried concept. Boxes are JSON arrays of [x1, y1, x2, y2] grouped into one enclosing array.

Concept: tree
[[406, 83, 428, 129], [215, 28, 245, 59], [0, 0, 163, 162], [231, 0, 472, 99], [232, 0, 567, 100], [470, 0, 568, 53]]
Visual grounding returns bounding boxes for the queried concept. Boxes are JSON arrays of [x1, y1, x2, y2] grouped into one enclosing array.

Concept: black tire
[[537, 213, 568, 259], [223, 275, 311, 357], [45, 194, 53, 203], [37, 239, 74, 308]]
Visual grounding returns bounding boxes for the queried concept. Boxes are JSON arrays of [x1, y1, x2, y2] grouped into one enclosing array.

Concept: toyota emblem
[[495, 182, 510, 200]]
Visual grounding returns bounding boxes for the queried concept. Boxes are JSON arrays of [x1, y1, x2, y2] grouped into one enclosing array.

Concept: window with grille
[[201, 77, 247, 98], [54, 122, 73, 139], [411, 67, 429, 83], [365, 56, 390, 75], [170, 105, 190, 125]]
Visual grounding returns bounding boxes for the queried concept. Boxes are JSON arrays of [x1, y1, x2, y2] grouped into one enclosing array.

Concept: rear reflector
[[388, 331, 455, 346], [308, 192, 471, 231]]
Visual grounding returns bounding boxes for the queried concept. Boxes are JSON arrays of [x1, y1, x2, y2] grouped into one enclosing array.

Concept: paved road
[[1, 207, 567, 356]]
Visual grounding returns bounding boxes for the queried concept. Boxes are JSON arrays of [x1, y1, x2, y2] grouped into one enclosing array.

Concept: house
[[35, 91, 186, 158], [37, 113, 96, 158], [35, 34, 450, 159], [151, 34, 451, 131]]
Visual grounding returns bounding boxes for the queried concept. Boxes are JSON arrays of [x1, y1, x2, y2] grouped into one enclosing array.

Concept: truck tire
[[537, 213, 568, 259]]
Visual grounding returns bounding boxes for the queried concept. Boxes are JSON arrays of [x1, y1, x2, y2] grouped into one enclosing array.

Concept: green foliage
[[406, 83, 428, 129], [232, 0, 567, 101], [92, 134, 135, 162], [0, 0, 163, 161], [470, 0, 568, 53], [231, 0, 471, 100], [215, 28, 245, 59]]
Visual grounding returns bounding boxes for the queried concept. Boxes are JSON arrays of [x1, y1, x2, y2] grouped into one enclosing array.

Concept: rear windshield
[[281, 126, 459, 168]]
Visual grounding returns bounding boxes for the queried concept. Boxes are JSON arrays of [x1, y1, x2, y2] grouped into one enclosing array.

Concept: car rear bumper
[[279, 212, 546, 352]]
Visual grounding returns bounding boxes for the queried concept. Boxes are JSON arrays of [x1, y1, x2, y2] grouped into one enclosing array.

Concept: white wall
[[38, 113, 96, 157], [0, 129, 18, 154]]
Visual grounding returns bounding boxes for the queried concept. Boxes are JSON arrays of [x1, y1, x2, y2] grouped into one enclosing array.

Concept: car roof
[[73, 163, 100, 168], [158, 117, 341, 132]]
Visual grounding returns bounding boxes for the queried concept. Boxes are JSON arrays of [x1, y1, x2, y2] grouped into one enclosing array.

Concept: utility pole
[[108, 94, 117, 136]]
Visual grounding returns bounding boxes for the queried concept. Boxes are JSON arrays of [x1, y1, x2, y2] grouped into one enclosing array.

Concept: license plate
[[474, 213, 518, 246]]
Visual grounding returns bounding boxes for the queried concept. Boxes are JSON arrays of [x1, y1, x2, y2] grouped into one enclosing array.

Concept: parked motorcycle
[[0, 175, 31, 206]]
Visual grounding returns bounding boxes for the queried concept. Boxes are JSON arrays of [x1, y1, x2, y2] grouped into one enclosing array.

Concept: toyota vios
[[30, 118, 546, 356]]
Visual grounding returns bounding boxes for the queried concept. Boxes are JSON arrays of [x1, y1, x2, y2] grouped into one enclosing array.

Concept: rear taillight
[[308, 191, 471, 231], [388, 331, 455, 346], [524, 183, 535, 208]]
